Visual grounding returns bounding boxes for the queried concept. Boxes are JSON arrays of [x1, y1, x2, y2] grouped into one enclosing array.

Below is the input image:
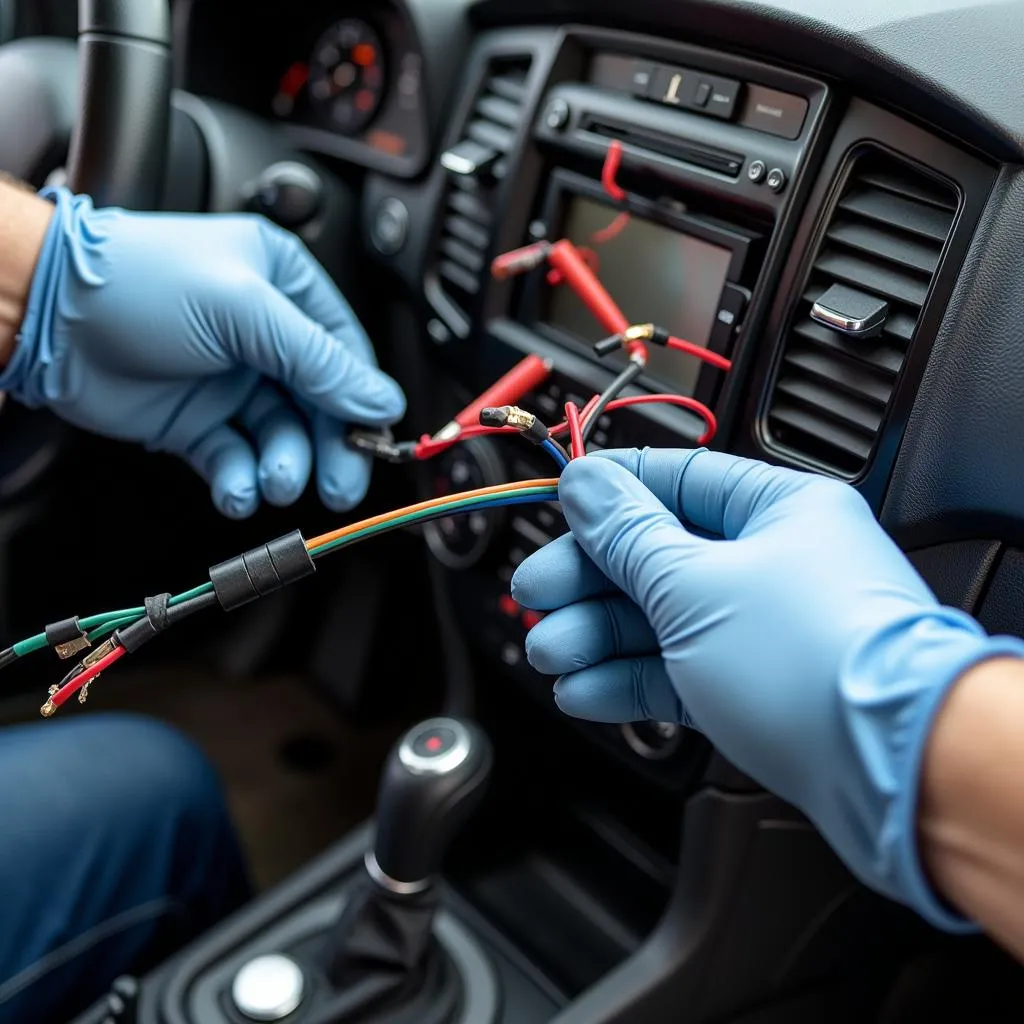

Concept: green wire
[[309, 487, 558, 558], [11, 490, 549, 659], [12, 583, 217, 657]]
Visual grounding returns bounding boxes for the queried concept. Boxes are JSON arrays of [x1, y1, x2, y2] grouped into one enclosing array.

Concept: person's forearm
[[920, 656, 1024, 958], [0, 179, 54, 368]]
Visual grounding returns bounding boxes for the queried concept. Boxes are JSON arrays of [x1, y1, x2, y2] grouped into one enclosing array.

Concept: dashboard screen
[[544, 196, 733, 395]]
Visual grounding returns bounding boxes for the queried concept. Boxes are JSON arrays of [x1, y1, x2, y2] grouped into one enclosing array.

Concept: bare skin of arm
[[921, 657, 1024, 959], [0, 178, 53, 368]]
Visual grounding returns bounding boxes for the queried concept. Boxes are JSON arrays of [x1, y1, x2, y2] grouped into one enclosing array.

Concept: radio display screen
[[543, 196, 733, 396]]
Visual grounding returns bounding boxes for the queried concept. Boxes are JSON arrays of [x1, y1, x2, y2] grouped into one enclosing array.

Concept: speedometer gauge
[[308, 18, 386, 136]]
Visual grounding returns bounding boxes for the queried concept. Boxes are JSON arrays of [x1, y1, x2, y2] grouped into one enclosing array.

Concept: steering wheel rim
[[66, 0, 172, 209]]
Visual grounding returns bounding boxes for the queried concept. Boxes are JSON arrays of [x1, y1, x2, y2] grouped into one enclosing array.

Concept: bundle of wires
[[7, 479, 560, 715]]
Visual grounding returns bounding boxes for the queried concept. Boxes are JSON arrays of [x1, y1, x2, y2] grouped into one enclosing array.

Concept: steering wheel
[[0, 0, 171, 209]]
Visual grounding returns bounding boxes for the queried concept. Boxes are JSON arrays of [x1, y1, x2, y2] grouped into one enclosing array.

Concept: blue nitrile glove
[[0, 186, 405, 517], [512, 448, 1024, 931]]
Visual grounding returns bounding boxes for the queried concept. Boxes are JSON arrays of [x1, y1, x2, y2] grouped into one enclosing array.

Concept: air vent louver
[[434, 58, 531, 318], [766, 151, 959, 476]]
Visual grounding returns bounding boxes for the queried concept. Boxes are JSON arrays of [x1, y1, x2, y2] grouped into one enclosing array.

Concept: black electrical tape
[[116, 593, 171, 652], [479, 407, 509, 427], [523, 419, 550, 444], [649, 325, 671, 346], [593, 334, 623, 357], [209, 530, 315, 612], [0, 647, 16, 671], [45, 617, 84, 648]]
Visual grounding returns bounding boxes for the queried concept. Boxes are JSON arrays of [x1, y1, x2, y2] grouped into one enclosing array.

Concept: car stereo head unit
[[520, 169, 761, 404]]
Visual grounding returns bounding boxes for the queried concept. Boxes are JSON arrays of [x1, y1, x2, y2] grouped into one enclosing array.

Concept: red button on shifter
[[499, 595, 519, 617]]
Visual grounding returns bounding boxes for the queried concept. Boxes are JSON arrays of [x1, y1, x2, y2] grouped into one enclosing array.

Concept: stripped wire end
[[480, 406, 550, 444], [40, 638, 125, 718]]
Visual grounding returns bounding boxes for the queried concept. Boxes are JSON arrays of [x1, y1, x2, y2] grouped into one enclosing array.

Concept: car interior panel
[[3, 0, 1024, 1021]]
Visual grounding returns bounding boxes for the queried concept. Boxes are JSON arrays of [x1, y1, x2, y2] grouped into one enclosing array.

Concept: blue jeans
[[0, 713, 249, 1023]]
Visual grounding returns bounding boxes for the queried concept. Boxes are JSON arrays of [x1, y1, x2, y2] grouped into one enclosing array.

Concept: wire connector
[[45, 617, 91, 660], [347, 430, 416, 464], [479, 406, 549, 444], [209, 530, 316, 612]]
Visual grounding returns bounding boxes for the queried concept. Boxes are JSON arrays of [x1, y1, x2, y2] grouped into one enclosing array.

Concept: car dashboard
[[25, 0, 1024, 1020]]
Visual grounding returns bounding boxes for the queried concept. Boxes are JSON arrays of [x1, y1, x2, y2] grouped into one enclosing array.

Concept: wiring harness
[[8, 140, 734, 717]]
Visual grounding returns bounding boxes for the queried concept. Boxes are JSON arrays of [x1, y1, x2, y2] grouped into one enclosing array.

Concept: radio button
[[703, 76, 741, 119], [692, 81, 712, 108], [747, 159, 767, 184], [766, 167, 788, 193], [630, 61, 656, 97]]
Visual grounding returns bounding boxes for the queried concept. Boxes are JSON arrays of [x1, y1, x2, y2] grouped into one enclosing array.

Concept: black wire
[[166, 590, 220, 626], [545, 436, 571, 463], [581, 361, 643, 445]]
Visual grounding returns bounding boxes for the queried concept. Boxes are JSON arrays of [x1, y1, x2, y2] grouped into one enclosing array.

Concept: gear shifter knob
[[369, 717, 492, 889]]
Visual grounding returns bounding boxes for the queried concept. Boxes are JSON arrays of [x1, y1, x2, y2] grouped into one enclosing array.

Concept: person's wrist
[[0, 184, 55, 369], [847, 610, 1024, 931]]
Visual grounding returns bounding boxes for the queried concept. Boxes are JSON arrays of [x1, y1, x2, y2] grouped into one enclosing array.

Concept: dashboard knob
[[247, 161, 322, 229]]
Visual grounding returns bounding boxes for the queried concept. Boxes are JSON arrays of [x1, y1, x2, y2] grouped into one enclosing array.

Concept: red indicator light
[[355, 88, 376, 112], [352, 43, 376, 67], [425, 735, 442, 752], [522, 610, 543, 629], [499, 595, 519, 617]]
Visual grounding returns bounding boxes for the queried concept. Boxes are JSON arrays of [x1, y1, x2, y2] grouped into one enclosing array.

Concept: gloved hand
[[0, 186, 405, 517], [512, 448, 1024, 931]]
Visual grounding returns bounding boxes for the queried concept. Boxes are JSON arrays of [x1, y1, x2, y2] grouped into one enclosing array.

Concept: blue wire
[[540, 438, 570, 470]]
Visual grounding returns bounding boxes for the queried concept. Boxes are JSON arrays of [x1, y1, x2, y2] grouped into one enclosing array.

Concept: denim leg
[[0, 712, 249, 1023]]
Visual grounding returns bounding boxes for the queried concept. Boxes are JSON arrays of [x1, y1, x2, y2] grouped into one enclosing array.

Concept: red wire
[[48, 645, 127, 710], [666, 336, 732, 372], [591, 211, 631, 246], [565, 402, 585, 459], [550, 394, 717, 445], [602, 140, 627, 202]]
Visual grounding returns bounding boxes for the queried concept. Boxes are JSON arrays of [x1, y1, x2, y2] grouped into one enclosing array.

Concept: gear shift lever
[[367, 717, 492, 891], [312, 717, 492, 1021]]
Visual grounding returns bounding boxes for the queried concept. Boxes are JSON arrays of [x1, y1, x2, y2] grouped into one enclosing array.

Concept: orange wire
[[305, 479, 560, 550]]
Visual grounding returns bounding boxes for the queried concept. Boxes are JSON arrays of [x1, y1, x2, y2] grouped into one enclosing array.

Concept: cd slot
[[579, 115, 744, 178]]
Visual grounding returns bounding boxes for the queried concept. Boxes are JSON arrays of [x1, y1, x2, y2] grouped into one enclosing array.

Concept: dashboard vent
[[433, 58, 531, 322], [765, 151, 959, 476]]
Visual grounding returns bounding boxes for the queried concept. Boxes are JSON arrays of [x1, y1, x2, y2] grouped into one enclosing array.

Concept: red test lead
[[433, 353, 553, 441]]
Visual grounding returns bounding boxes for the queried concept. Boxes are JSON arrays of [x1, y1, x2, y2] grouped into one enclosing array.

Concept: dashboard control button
[[703, 77, 741, 119], [739, 85, 809, 139], [650, 64, 687, 106], [766, 167, 787, 192], [747, 159, 767, 183], [621, 721, 683, 760], [543, 97, 570, 130], [371, 197, 409, 255], [629, 61, 655, 97], [692, 81, 712, 107]]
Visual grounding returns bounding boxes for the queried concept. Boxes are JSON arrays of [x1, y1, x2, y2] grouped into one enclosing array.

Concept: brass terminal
[[82, 637, 118, 669], [54, 635, 91, 660], [623, 323, 656, 343]]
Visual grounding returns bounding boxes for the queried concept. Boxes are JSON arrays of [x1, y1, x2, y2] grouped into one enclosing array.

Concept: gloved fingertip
[[258, 458, 306, 506], [355, 371, 407, 423], [316, 471, 368, 512], [214, 483, 259, 520]]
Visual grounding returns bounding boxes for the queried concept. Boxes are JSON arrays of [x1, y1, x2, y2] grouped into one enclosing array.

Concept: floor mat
[[0, 665, 404, 891]]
